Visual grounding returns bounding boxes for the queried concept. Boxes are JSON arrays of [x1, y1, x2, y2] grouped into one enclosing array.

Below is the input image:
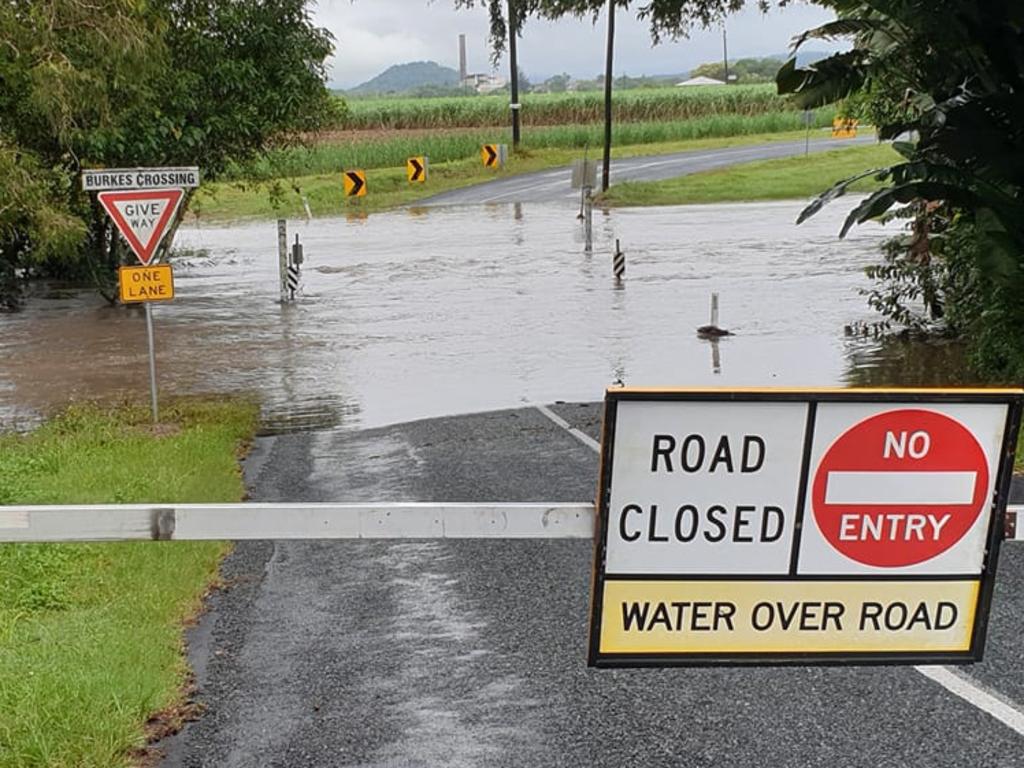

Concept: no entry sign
[[811, 409, 988, 568], [589, 388, 1023, 668]]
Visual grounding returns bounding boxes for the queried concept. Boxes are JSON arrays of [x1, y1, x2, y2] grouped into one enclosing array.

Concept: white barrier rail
[[0, 503, 1020, 543], [0, 503, 594, 542]]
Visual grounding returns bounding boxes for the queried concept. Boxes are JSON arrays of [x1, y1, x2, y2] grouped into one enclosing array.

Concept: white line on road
[[533, 404, 601, 452], [915, 666, 1024, 737], [535, 400, 1024, 738]]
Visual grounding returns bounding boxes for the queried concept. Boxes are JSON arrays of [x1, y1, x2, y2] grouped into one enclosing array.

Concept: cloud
[[312, 0, 839, 88]]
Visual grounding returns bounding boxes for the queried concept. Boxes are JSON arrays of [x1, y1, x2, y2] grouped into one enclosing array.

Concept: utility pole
[[722, 26, 729, 83], [602, 0, 615, 192], [508, 0, 521, 148]]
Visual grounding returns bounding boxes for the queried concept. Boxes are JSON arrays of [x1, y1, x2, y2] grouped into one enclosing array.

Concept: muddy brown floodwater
[[0, 200, 975, 433]]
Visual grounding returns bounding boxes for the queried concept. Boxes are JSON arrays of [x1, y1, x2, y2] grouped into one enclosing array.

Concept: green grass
[[0, 399, 258, 767], [228, 109, 838, 179], [599, 143, 899, 207], [193, 129, 839, 222], [342, 84, 788, 129]]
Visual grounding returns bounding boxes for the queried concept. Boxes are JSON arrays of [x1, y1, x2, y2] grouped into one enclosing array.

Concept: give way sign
[[98, 188, 184, 266]]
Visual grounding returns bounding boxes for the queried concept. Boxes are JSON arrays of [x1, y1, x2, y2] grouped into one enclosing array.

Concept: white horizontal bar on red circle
[[824, 471, 978, 506]]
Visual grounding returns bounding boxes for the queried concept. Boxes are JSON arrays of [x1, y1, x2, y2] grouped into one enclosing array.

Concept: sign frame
[[588, 387, 1023, 668]]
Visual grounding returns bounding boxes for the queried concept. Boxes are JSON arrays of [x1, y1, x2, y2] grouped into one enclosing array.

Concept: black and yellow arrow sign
[[407, 157, 427, 183], [831, 117, 859, 139], [482, 144, 500, 168], [343, 170, 366, 197]]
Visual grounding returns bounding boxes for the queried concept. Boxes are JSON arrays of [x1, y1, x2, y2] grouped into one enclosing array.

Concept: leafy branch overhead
[[0, 0, 337, 306], [779, 0, 1024, 377], [454, 0, 772, 60]]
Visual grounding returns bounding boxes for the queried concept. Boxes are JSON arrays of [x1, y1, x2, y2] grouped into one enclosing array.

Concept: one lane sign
[[589, 388, 1023, 668]]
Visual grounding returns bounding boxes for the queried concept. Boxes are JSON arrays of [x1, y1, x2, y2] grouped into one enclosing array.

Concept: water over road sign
[[589, 388, 1023, 667], [119, 264, 174, 303], [98, 188, 184, 266], [344, 170, 366, 197]]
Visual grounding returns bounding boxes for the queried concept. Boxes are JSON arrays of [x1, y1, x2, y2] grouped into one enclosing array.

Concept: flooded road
[[0, 200, 939, 432]]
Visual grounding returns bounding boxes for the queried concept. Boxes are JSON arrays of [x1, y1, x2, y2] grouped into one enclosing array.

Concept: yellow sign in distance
[[343, 170, 367, 197], [406, 157, 427, 183], [119, 264, 174, 303], [832, 117, 859, 138]]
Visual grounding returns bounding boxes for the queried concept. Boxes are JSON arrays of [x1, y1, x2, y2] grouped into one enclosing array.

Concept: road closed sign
[[588, 388, 1023, 667]]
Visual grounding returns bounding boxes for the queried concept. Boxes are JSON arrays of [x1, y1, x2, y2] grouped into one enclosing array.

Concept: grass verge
[[0, 399, 258, 767], [191, 129, 842, 222], [599, 143, 899, 207]]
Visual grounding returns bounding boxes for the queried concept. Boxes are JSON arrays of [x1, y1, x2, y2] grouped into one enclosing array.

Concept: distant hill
[[348, 61, 460, 95]]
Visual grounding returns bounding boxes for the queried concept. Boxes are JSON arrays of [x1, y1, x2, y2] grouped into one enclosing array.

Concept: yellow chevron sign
[[407, 157, 427, 183], [343, 170, 366, 197], [832, 117, 859, 139], [481, 144, 505, 168]]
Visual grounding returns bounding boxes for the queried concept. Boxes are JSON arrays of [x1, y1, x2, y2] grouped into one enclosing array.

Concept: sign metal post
[[144, 303, 159, 422]]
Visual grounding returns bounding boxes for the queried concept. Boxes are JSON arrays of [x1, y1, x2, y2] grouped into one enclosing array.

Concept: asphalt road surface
[[418, 136, 877, 207], [161, 404, 1024, 767]]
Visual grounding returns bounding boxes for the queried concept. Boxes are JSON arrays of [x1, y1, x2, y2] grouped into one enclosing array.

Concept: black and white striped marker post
[[286, 264, 300, 298], [613, 239, 625, 281]]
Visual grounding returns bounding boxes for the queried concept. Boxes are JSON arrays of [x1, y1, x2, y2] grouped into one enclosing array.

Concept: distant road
[[418, 135, 877, 206]]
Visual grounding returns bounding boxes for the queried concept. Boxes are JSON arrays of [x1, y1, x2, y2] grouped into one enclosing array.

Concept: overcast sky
[[313, 1, 840, 89]]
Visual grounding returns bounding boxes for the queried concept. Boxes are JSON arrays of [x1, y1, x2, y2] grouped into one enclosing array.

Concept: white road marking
[[533, 404, 601, 452], [535, 401, 1024, 737], [915, 666, 1024, 737], [825, 471, 977, 505]]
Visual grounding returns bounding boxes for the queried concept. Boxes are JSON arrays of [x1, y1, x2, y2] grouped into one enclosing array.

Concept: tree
[[691, 56, 784, 83], [453, 1, 762, 60], [543, 73, 572, 92], [778, 0, 1024, 377], [0, 0, 336, 306]]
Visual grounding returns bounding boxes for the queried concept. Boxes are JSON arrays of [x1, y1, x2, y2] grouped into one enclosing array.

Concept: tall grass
[[231, 108, 837, 181], [343, 84, 787, 129], [0, 400, 257, 767]]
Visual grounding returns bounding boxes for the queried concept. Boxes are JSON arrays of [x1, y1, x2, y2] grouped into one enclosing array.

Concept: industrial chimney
[[458, 34, 467, 82]]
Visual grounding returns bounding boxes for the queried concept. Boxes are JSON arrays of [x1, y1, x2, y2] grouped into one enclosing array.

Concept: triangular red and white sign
[[98, 188, 184, 265]]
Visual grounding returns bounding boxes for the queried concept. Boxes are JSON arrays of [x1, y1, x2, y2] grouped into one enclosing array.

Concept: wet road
[[0, 200, 901, 433], [419, 135, 877, 206], [160, 403, 1024, 767]]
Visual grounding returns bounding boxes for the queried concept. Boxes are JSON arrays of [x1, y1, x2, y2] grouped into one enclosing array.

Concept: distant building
[[461, 72, 506, 94], [457, 34, 506, 94], [675, 76, 727, 87]]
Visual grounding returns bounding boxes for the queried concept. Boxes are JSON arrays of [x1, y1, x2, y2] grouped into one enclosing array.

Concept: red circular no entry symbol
[[811, 409, 988, 567]]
